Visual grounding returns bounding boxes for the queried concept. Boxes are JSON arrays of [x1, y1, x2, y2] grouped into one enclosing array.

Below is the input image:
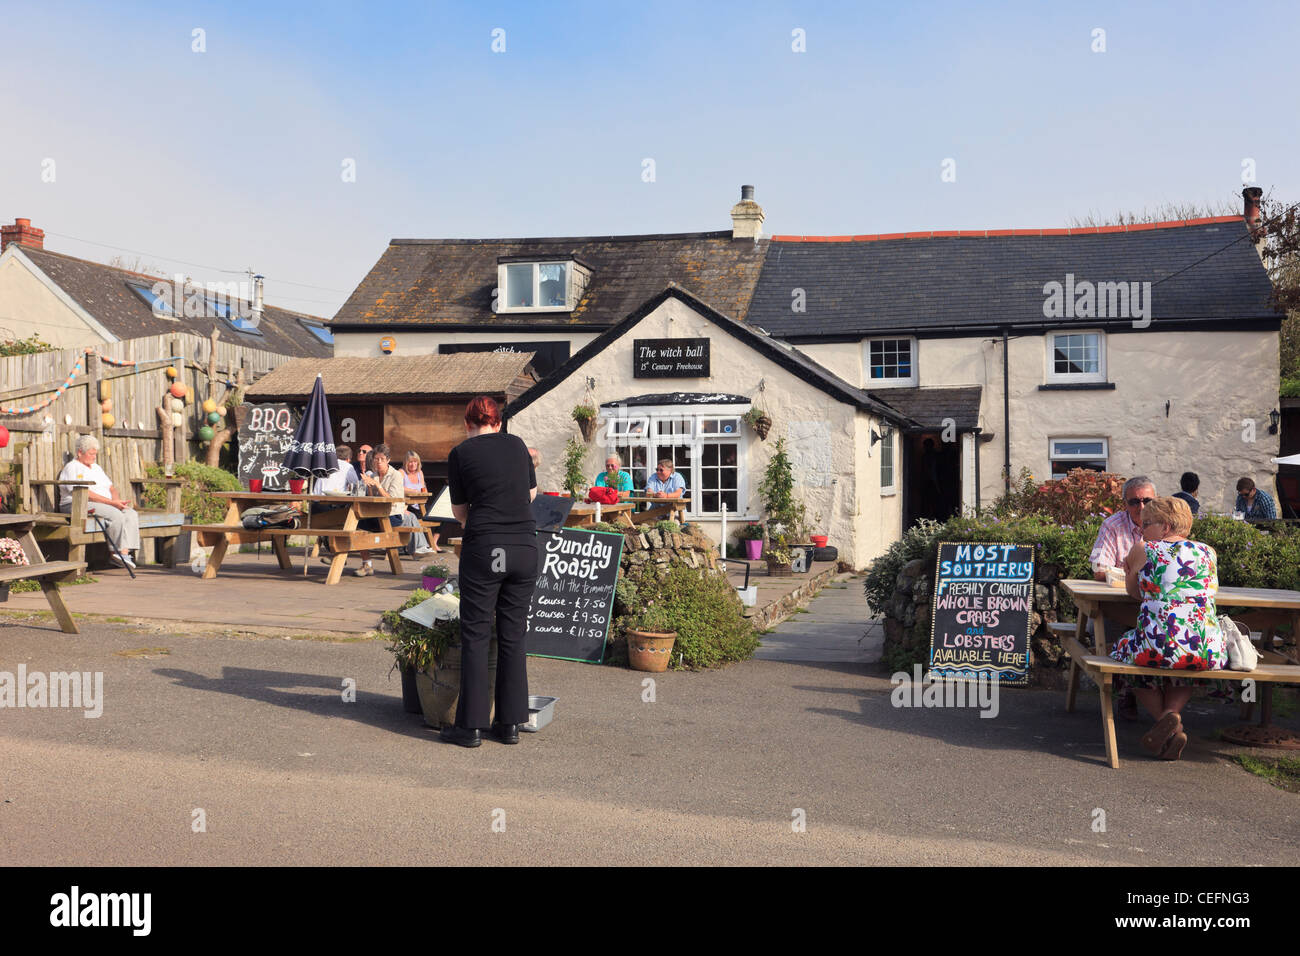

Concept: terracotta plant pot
[[810, 535, 828, 548], [626, 629, 677, 672], [577, 417, 598, 442], [415, 640, 497, 729], [744, 539, 764, 560]]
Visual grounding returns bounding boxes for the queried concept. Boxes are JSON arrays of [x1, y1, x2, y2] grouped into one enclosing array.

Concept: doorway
[[902, 431, 961, 529]]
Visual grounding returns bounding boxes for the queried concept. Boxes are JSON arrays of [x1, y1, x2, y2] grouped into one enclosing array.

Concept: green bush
[[141, 460, 240, 524], [1192, 515, 1300, 592], [382, 589, 460, 672], [616, 562, 757, 670], [654, 519, 681, 534]]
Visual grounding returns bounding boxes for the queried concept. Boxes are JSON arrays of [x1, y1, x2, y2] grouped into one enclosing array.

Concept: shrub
[[141, 460, 240, 524], [562, 437, 587, 498], [0, 334, 53, 356], [758, 437, 806, 539], [382, 588, 460, 672], [616, 562, 757, 670], [862, 518, 948, 618], [1192, 515, 1300, 592], [1022, 468, 1125, 524], [571, 403, 597, 422], [737, 522, 765, 540], [654, 519, 680, 534]]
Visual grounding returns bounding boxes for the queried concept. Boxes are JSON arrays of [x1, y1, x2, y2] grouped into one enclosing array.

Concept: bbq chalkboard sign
[[928, 542, 1035, 685], [236, 403, 301, 491], [526, 528, 625, 663]]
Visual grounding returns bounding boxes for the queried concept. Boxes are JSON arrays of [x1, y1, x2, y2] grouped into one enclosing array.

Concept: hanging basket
[[577, 417, 598, 442], [751, 415, 772, 440]]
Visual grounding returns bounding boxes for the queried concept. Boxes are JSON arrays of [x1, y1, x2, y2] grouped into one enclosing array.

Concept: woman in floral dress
[[1109, 497, 1227, 760]]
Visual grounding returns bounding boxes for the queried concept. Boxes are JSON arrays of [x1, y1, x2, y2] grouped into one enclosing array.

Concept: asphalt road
[[1, 614, 1297, 866]]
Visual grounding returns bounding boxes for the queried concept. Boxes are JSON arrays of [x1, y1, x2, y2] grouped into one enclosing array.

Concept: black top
[[1172, 490, 1200, 516], [447, 432, 537, 544]]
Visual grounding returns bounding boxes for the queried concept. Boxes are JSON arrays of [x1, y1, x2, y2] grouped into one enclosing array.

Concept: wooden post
[[86, 352, 102, 445]]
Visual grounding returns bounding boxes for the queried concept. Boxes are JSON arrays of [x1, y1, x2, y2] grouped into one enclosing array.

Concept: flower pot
[[751, 415, 772, 440], [399, 663, 421, 714], [744, 539, 764, 560], [626, 629, 677, 672], [810, 535, 828, 548], [421, 576, 446, 592], [577, 417, 597, 442], [414, 640, 497, 729], [767, 562, 792, 576]]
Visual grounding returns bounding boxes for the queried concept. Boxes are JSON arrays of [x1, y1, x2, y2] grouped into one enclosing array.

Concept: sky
[[3, 0, 1298, 318]]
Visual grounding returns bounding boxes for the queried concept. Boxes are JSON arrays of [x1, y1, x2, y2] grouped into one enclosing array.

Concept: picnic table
[[564, 501, 636, 528], [625, 495, 691, 526], [0, 513, 86, 633], [1060, 578, 1300, 767], [183, 491, 419, 586]]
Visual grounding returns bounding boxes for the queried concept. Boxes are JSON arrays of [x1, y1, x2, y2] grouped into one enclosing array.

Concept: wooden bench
[[29, 476, 187, 567], [0, 514, 87, 633]]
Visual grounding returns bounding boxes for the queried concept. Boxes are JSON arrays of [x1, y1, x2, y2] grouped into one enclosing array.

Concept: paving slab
[[756, 577, 881, 664]]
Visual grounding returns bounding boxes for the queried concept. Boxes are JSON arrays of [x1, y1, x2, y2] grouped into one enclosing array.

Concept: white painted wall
[[507, 295, 897, 569], [0, 254, 110, 349], [800, 328, 1281, 514]]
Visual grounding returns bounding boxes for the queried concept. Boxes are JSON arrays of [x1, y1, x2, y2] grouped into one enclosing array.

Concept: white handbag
[[1222, 615, 1260, 671]]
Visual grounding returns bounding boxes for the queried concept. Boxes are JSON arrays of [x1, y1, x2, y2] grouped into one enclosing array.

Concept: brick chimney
[[730, 185, 765, 240], [1, 218, 44, 251], [1242, 186, 1265, 239]]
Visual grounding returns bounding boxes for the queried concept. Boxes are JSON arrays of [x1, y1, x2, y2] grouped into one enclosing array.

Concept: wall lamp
[[1269, 408, 1280, 435]]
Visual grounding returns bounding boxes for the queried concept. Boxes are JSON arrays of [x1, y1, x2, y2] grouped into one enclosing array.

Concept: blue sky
[[3, 0, 1297, 317]]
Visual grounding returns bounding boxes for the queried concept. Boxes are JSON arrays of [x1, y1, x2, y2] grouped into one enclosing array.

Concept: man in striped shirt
[[1089, 476, 1156, 581]]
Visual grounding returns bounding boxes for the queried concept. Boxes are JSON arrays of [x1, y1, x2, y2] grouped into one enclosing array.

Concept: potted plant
[[738, 522, 765, 560], [383, 589, 497, 727], [421, 562, 451, 592], [563, 436, 588, 499], [572, 403, 599, 442], [742, 406, 772, 440], [625, 604, 677, 673], [765, 533, 793, 576], [809, 510, 828, 549], [0, 536, 28, 602]]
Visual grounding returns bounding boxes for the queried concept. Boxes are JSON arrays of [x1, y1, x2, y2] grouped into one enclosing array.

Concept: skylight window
[[300, 320, 334, 345], [129, 283, 176, 318]]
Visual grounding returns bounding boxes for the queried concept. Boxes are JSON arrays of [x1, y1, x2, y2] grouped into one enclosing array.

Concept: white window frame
[[496, 261, 574, 313], [602, 403, 750, 518], [864, 337, 918, 388], [879, 425, 897, 495], [1049, 437, 1109, 476], [1046, 329, 1106, 384]]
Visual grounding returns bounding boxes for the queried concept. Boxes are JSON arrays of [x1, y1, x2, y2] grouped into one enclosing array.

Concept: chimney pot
[[1, 217, 45, 252], [1242, 186, 1265, 242], [730, 185, 765, 240]]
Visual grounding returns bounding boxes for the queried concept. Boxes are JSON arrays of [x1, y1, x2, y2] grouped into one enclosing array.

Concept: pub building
[[504, 285, 916, 569]]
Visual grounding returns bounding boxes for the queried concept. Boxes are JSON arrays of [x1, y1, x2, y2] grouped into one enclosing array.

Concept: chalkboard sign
[[929, 542, 1034, 685], [237, 403, 301, 491], [526, 527, 624, 663], [633, 338, 710, 378]]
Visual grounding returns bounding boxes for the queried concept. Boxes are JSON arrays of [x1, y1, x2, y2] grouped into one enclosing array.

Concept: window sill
[[1038, 382, 1116, 391], [880, 488, 898, 497], [496, 305, 573, 314], [865, 379, 919, 389]]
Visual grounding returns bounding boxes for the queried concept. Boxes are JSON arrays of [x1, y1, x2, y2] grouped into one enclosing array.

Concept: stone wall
[[881, 556, 1073, 687]]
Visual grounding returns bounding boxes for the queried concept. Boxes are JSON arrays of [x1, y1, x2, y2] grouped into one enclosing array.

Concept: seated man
[[1235, 476, 1277, 520], [313, 445, 359, 560], [594, 453, 633, 501], [645, 459, 685, 499], [1089, 475, 1155, 581], [57, 433, 139, 570], [1172, 471, 1200, 516]]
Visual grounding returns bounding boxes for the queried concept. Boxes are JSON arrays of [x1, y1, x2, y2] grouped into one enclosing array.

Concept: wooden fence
[[0, 332, 296, 511]]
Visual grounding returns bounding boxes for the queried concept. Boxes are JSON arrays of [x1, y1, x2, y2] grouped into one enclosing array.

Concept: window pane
[[702, 491, 719, 511], [722, 490, 739, 512], [506, 264, 533, 308], [702, 445, 718, 466], [1052, 440, 1105, 456], [538, 263, 567, 307]]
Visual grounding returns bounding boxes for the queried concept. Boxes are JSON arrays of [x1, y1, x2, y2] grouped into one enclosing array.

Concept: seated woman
[[1108, 496, 1227, 760], [400, 450, 434, 556], [57, 433, 140, 570], [354, 444, 409, 576]]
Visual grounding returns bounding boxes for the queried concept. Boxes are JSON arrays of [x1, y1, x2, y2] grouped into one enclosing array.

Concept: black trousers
[[455, 539, 538, 729]]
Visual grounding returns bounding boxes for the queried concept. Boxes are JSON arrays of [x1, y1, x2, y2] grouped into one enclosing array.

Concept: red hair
[[464, 395, 501, 427]]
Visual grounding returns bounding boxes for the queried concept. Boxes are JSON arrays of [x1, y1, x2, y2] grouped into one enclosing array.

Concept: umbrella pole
[[304, 497, 311, 577]]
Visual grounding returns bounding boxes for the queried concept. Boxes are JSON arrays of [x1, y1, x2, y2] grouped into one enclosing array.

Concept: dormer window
[[497, 257, 591, 313]]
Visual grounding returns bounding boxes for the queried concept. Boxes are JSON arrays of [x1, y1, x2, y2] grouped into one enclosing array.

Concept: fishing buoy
[[101, 412, 116, 429], [207, 411, 221, 424], [99, 380, 112, 401], [169, 382, 186, 399], [165, 366, 178, 379], [171, 412, 184, 427], [183, 385, 193, 405], [101, 398, 113, 413], [169, 397, 185, 413], [0, 425, 9, 448], [202, 398, 217, 414], [216, 406, 227, 418], [198, 425, 215, 441]]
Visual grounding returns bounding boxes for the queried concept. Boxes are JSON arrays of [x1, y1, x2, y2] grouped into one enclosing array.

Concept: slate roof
[[16, 246, 333, 358], [748, 218, 1279, 339], [871, 386, 983, 431], [246, 352, 537, 401], [331, 232, 768, 330], [503, 284, 918, 428]]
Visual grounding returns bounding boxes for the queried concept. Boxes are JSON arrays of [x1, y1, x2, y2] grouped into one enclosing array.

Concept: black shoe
[[491, 722, 520, 745], [439, 725, 481, 748]]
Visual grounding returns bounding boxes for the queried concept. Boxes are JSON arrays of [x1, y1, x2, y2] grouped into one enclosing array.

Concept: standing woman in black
[[441, 395, 538, 747]]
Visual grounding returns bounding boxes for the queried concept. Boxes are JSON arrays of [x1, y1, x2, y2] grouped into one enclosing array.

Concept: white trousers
[[64, 502, 142, 553]]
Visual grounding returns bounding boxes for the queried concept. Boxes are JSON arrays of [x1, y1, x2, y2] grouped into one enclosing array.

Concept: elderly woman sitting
[[57, 434, 140, 570], [1108, 497, 1227, 760]]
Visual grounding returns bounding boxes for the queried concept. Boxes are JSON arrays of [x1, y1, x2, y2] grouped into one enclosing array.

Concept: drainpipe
[[973, 427, 982, 513], [1002, 327, 1011, 494]]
